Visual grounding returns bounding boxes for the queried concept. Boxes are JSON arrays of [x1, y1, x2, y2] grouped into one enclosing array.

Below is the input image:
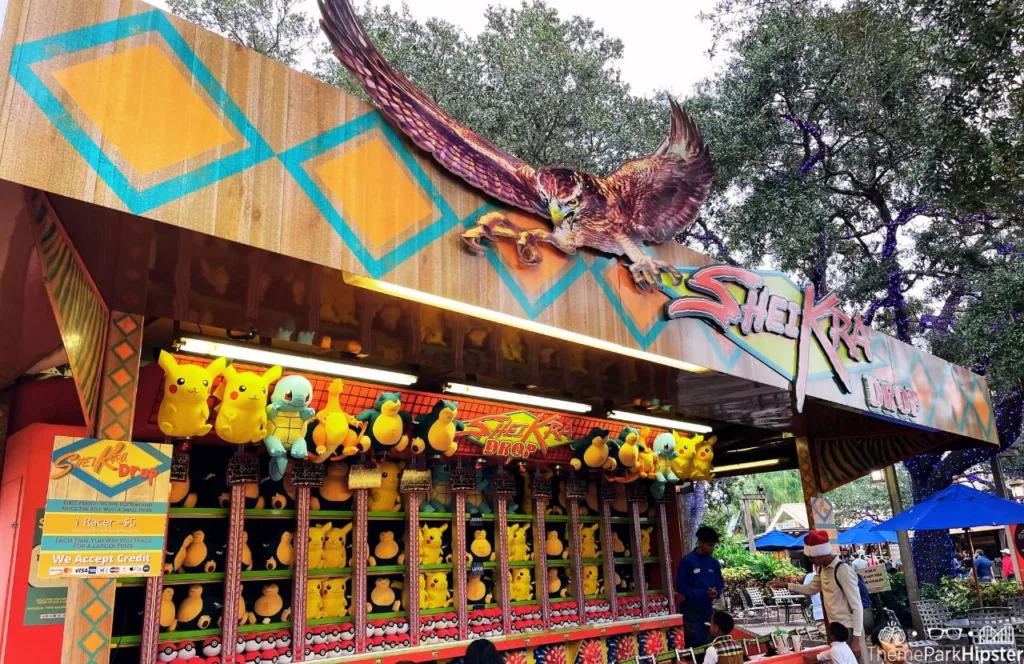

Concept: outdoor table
[[770, 591, 806, 625], [943, 619, 970, 629]]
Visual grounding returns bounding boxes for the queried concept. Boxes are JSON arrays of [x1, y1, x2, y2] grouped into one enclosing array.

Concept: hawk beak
[[549, 202, 565, 224]]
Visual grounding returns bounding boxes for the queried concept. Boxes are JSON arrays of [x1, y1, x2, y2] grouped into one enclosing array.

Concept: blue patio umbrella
[[872, 483, 1024, 532], [754, 529, 803, 551], [838, 519, 898, 545]]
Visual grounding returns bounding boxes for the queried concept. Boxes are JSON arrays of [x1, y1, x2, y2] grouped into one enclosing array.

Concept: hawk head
[[537, 167, 589, 227]]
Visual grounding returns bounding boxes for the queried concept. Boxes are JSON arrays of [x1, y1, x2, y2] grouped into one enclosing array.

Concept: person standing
[[772, 531, 865, 653], [851, 552, 868, 571], [1001, 548, 1015, 581], [973, 549, 993, 582], [675, 525, 724, 650], [803, 570, 824, 623]]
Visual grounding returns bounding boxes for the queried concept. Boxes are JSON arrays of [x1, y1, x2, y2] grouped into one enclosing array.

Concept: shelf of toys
[[101, 352, 715, 663]]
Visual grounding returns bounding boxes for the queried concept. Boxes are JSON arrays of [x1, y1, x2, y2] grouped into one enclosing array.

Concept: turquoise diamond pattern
[[10, 11, 274, 215], [589, 257, 668, 349], [77, 579, 114, 661]]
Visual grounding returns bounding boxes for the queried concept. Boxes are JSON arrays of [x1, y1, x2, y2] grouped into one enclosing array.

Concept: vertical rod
[[568, 498, 586, 626], [533, 497, 550, 631], [453, 493, 468, 641], [990, 458, 1023, 584], [221, 483, 247, 660], [657, 500, 675, 613], [406, 494, 422, 647], [883, 467, 920, 596], [353, 489, 368, 653], [631, 502, 648, 618], [743, 497, 757, 553], [495, 497, 511, 634], [600, 499, 618, 620], [291, 486, 311, 661]]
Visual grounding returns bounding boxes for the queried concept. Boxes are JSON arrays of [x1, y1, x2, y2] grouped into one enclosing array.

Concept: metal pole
[[743, 496, 757, 553], [884, 466, 922, 635], [990, 457, 1023, 585]]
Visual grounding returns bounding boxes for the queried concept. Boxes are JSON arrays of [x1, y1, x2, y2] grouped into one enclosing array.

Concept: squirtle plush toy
[[411, 399, 464, 456], [356, 392, 412, 453], [652, 432, 679, 483], [264, 375, 317, 481], [157, 351, 227, 438], [214, 364, 282, 444], [569, 427, 617, 472]]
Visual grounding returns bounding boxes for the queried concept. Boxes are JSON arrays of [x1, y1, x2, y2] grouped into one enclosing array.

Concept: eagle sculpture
[[319, 0, 716, 290]]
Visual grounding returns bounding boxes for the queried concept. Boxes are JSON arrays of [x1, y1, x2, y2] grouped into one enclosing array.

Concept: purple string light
[[783, 114, 828, 179]]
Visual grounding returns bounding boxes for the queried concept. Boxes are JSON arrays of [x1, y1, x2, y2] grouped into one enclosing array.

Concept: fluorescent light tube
[[177, 337, 418, 386], [444, 382, 592, 414], [606, 410, 712, 434], [712, 459, 785, 474], [344, 274, 709, 375]]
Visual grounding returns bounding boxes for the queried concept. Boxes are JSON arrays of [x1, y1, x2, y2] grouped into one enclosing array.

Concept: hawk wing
[[319, 0, 547, 217], [606, 100, 716, 243]]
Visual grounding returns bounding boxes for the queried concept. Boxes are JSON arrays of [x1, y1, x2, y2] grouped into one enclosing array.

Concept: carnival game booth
[[0, 1, 1001, 664]]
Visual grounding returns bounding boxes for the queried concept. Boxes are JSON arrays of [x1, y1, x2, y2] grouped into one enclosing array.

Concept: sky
[[146, 0, 722, 98]]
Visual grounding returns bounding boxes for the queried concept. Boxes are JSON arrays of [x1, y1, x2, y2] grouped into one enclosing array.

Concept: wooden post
[[495, 496, 512, 634], [61, 312, 144, 664], [568, 496, 586, 626], [631, 502, 649, 618], [291, 485, 312, 661], [405, 494, 422, 647], [222, 453, 256, 662], [657, 499, 675, 613], [795, 437, 836, 640], [533, 495, 551, 631], [600, 490, 618, 620], [352, 489, 369, 653], [452, 493, 468, 641]]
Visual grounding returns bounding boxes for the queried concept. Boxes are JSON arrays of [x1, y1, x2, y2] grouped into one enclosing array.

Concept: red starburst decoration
[[504, 649, 528, 664], [576, 639, 604, 664], [640, 630, 667, 656]]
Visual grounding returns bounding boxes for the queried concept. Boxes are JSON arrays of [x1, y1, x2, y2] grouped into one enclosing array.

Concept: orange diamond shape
[[316, 136, 435, 250], [604, 262, 666, 334], [115, 316, 138, 335], [110, 368, 132, 387], [943, 372, 965, 423], [106, 394, 130, 415], [83, 600, 108, 624], [911, 362, 934, 416], [973, 383, 992, 429], [495, 211, 571, 295], [103, 421, 127, 441], [80, 632, 106, 654], [113, 341, 135, 361]]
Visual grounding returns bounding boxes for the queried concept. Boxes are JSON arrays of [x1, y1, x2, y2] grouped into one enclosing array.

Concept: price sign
[[626, 482, 649, 503], [601, 481, 617, 501], [565, 478, 588, 499], [470, 562, 485, 575], [450, 466, 478, 492], [227, 453, 260, 485], [290, 460, 326, 488], [533, 476, 552, 499], [169, 449, 189, 483], [492, 470, 516, 497], [469, 517, 484, 528], [39, 437, 172, 579]]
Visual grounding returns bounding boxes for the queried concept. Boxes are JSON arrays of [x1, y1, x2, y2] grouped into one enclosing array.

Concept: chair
[[916, 600, 964, 645], [968, 607, 1012, 621], [769, 587, 803, 624], [743, 588, 779, 625], [796, 604, 826, 643]]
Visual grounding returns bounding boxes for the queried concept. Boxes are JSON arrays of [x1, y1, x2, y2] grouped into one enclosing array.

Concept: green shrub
[[921, 577, 1024, 618]]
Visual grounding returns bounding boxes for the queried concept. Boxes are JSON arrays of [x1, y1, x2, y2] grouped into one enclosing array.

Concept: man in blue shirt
[[973, 549, 993, 582], [676, 525, 725, 650]]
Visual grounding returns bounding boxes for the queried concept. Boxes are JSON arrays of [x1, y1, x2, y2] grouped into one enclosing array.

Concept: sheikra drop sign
[[458, 410, 571, 460], [38, 437, 172, 579]]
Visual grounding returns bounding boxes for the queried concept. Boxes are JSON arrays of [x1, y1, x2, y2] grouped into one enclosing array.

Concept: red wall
[[0, 423, 86, 664]]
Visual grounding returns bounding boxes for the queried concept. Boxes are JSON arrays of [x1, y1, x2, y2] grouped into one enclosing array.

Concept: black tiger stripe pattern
[[815, 432, 947, 492], [26, 188, 109, 428]]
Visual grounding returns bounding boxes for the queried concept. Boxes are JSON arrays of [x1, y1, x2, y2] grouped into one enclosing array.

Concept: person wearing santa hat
[[771, 530, 866, 657]]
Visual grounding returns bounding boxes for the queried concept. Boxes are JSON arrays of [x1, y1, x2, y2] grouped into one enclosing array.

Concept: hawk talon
[[629, 256, 681, 291]]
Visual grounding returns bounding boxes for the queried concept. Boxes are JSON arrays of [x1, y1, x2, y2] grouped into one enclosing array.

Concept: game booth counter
[[0, 0, 1001, 663]]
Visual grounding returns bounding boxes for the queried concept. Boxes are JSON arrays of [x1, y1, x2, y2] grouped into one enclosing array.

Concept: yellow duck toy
[[690, 436, 717, 480], [157, 352, 227, 438], [640, 527, 653, 558], [368, 460, 404, 512], [308, 522, 330, 570], [508, 523, 532, 562], [420, 523, 448, 564], [322, 576, 350, 619], [509, 568, 533, 602], [582, 565, 600, 596], [423, 571, 453, 609], [671, 432, 699, 480], [312, 379, 362, 461], [322, 523, 353, 568], [306, 580, 325, 620], [213, 364, 282, 444]]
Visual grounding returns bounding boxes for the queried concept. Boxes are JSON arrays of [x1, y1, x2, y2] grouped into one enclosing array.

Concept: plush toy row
[[157, 352, 464, 481]]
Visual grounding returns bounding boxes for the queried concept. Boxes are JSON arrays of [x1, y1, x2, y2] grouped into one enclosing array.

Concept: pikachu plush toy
[[157, 351, 227, 438], [214, 364, 282, 444]]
